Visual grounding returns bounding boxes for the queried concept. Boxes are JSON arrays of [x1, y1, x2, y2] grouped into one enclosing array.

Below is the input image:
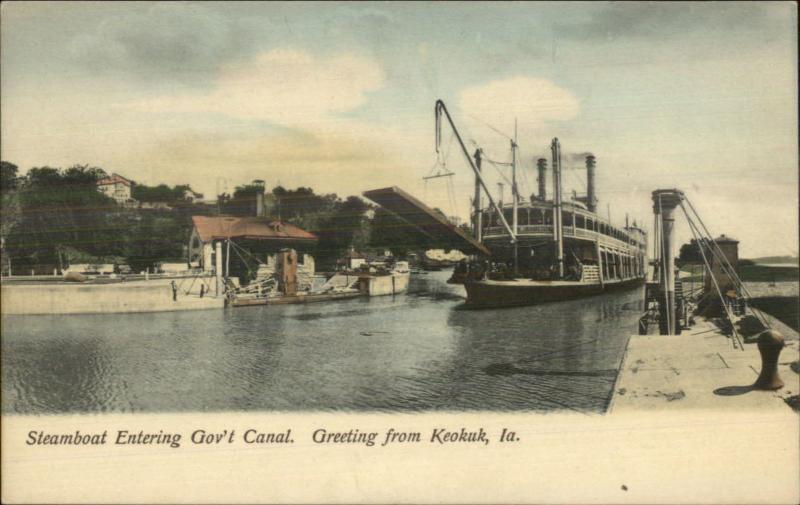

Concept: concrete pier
[[610, 318, 799, 413]]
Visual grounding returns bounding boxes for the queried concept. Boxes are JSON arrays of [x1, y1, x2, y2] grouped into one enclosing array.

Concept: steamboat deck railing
[[483, 226, 643, 252]]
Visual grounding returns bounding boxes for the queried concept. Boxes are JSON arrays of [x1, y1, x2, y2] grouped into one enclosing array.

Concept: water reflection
[[2, 271, 643, 414]]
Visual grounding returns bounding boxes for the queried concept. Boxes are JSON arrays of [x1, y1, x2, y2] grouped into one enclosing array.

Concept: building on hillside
[[188, 216, 318, 288], [96, 173, 135, 205]]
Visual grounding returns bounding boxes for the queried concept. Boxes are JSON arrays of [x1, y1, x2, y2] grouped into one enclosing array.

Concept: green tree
[[123, 213, 187, 272], [678, 239, 705, 265], [5, 165, 118, 271], [1, 161, 19, 195], [1, 161, 21, 274], [273, 186, 340, 230], [315, 196, 371, 264], [132, 182, 200, 204]]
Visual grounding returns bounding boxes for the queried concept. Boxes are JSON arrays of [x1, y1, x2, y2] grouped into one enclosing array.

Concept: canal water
[[2, 271, 644, 414]]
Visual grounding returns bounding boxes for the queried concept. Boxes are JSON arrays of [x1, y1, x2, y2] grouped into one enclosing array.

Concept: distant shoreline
[[680, 263, 799, 283], [746, 256, 799, 265]]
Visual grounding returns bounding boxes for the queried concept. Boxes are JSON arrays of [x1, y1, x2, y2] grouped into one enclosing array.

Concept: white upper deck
[[480, 200, 647, 253]]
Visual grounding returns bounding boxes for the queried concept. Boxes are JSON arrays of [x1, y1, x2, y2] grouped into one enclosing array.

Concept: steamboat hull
[[464, 277, 644, 309]]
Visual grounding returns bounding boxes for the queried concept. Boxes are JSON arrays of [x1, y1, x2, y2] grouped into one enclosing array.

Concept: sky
[[1, 1, 797, 258]]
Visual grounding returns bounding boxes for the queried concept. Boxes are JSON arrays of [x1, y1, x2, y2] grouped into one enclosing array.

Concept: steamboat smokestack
[[585, 155, 597, 213], [536, 158, 547, 200]]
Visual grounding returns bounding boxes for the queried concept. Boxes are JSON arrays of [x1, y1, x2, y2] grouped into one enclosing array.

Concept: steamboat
[[434, 100, 647, 308]]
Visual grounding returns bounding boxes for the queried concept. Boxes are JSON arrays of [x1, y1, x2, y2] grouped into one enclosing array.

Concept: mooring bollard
[[753, 330, 785, 390]]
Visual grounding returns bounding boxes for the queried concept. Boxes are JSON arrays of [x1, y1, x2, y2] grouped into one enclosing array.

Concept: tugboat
[[434, 100, 647, 308]]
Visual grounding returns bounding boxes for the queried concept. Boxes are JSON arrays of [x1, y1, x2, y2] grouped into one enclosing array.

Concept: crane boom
[[434, 100, 516, 242]]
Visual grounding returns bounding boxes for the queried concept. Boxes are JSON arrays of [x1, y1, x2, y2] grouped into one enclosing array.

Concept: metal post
[[652, 189, 683, 335], [665, 214, 676, 333], [511, 134, 519, 276], [596, 240, 604, 288], [215, 240, 223, 296], [226, 238, 231, 279], [754, 330, 785, 390], [473, 149, 482, 242], [511, 141, 518, 234], [551, 138, 564, 279]]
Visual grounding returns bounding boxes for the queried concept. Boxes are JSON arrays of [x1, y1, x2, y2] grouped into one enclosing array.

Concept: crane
[[434, 100, 516, 242]]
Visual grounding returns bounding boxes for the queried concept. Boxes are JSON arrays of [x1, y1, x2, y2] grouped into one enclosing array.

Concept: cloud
[[69, 3, 260, 82], [457, 77, 580, 139], [128, 49, 385, 126], [556, 2, 776, 42]]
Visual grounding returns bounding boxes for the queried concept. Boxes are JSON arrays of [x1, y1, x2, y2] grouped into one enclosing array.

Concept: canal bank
[[0, 277, 223, 315]]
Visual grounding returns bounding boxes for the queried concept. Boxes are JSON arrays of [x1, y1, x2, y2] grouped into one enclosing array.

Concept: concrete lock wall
[[0, 280, 217, 315]]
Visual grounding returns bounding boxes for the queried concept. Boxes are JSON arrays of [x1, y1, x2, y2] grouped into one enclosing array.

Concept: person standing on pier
[[170, 281, 177, 302]]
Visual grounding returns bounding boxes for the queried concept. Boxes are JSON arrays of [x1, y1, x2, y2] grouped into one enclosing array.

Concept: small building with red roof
[[188, 216, 318, 286]]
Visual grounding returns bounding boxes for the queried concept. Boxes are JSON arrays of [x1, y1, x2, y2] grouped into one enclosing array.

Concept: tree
[[315, 196, 371, 264], [132, 182, 200, 204], [678, 239, 705, 265], [272, 186, 340, 229], [1, 161, 19, 195], [1, 161, 21, 274], [123, 213, 186, 272], [5, 165, 118, 271], [217, 182, 266, 216]]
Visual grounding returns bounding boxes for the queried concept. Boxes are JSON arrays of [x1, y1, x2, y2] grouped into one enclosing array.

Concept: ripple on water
[[2, 271, 644, 414]]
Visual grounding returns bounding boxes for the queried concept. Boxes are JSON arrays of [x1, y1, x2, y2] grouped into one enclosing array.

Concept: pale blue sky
[[2, 1, 797, 256]]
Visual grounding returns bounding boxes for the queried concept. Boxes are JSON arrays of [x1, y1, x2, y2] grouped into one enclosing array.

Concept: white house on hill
[[96, 173, 134, 204]]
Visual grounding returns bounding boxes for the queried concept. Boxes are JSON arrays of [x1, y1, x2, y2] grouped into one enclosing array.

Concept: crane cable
[[679, 202, 744, 350], [515, 146, 531, 199], [425, 129, 458, 219], [484, 157, 513, 187], [682, 196, 770, 330]]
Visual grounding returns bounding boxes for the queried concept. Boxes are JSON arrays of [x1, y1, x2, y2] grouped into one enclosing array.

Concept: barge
[[321, 261, 410, 297], [229, 253, 410, 307]]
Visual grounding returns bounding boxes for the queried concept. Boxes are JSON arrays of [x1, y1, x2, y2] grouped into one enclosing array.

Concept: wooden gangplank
[[363, 186, 490, 256]]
